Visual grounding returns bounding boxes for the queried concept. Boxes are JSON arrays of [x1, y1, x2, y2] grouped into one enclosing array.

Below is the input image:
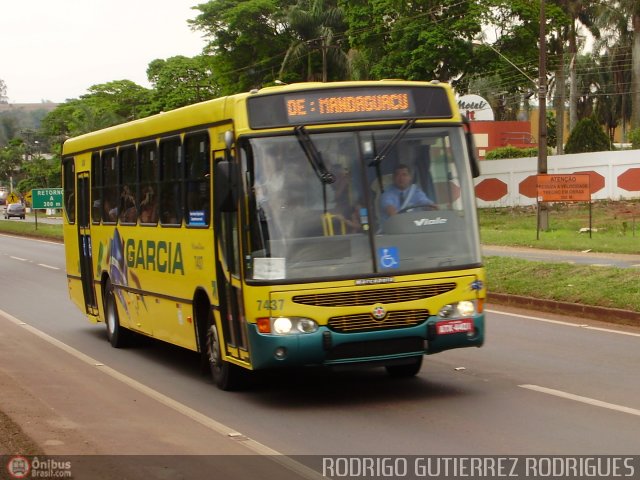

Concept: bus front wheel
[[385, 356, 423, 378], [206, 317, 243, 390]]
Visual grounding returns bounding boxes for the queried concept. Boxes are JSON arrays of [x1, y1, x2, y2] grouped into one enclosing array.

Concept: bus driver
[[380, 164, 435, 221]]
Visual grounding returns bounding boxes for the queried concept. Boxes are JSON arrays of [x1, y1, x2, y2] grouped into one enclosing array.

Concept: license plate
[[435, 318, 474, 335]]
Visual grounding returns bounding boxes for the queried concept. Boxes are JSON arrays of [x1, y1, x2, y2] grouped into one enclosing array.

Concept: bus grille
[[328, 309, 429, 333], [293, 283, 456, 307]]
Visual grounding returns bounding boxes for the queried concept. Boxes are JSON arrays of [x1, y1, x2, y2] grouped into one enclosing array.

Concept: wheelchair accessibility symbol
[[378, 247, 399, 269]]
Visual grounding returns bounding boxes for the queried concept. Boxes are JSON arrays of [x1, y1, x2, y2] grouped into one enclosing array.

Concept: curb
[[488, 293, 640, 325]]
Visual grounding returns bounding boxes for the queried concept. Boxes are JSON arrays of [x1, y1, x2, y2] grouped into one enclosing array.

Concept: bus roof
[[62, 80, 459, 156]]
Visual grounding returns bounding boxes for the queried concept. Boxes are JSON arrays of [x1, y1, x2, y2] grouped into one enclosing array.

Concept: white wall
[[475, 149, 640, 207]]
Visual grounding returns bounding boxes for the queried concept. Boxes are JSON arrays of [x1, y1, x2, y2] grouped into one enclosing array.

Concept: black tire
[[104, 280, 128, 348], [385, 356, 423, 378], [206, 313, 244, 390]]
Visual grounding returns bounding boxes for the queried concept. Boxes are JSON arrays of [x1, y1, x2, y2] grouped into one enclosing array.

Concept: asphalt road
[[1, 234, 639, 478], [0, 213, 62, 225]]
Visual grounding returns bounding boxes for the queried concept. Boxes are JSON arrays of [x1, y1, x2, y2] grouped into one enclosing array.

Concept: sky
[[1, 0, 207, 104]]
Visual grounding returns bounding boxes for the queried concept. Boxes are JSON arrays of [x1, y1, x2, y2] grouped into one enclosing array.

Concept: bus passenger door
[[77, 173, 98, 316], [214, 150, 250, 365]]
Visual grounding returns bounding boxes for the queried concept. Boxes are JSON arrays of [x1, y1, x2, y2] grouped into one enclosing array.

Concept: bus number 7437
[[257, 299, 285, 311]]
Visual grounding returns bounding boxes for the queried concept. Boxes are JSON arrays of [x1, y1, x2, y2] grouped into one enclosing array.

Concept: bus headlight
[[438, 300, 476, 319], [267, 317, 318, 335], [438, 304, 455, 318], [457, 300, 476, 317], [297, 318, 318, 333], [273, 317, 293, 334]]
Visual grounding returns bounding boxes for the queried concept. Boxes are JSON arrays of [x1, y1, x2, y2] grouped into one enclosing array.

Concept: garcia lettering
[[125, 238, 185, 275]]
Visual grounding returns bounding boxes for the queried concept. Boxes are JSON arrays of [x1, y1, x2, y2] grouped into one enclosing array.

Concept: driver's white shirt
[[380, 184, 433, 221]]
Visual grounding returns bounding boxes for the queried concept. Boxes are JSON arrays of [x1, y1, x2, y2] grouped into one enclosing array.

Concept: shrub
[[564, 116, 611, 153], [628, 128, 640, 149], [485, 145, 539, 160]]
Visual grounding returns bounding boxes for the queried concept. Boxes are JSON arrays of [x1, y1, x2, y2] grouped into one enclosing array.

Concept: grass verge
[[0, 219, 63, 242], [484, 256, 640, 313], [479, 200, 640, 254]]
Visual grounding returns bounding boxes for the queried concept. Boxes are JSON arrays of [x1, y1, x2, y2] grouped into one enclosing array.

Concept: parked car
[[4, 203, 26, 220]]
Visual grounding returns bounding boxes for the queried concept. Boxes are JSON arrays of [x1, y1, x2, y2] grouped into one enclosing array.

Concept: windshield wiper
[[294, 126, 335, 185], [294, 126, 336, 214], [368, 118, 416, 194], [368, 118, 416, 168]]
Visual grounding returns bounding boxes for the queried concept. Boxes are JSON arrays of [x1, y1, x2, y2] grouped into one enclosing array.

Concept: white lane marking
[[5, 255, 60, 270], [0, 308, 324, 480], [486, 309, 640, 338], [0, 232, 62, 245], [37, 263, 60, 270], [520, 384, 640, 417]]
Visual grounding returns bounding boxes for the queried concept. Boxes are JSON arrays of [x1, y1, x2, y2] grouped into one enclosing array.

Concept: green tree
[[16, 154, 61, 192], [471, 0, 567, 120], [190, 0, 294, 93], [41, 80, 152, 138], [554, 0, 599, 133], [628, 127, 640, 148], [147, 55, 219, 111], [593, 1, 635, 139], [594, 51, 626, 143], [280, 0, 347, 82], [572, 53, 601, 121], [0, 115, 20, 146], [41, 99, 121, 138], [564, 116, 611, 153], [0, 139, 25, 183], [82, 80, 153, 121], [342, 0, 486, 86], [548, 0, 599, 153], [603, 0, 640, 130], [546, 110, 557, 149]]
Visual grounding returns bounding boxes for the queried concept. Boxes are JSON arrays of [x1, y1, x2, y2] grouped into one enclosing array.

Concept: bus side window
[[139, 141, 159, 225], [91, 152, 102, 223], [119, 146, 137, 224], [159, 137, 183, 225], [102, 149, 118, 223], [63, 157, 76, 224], [184, 132, 210, 226]]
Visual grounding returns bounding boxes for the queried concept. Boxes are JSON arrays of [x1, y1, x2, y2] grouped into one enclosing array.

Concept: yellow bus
[[62, 80, 486, 390]]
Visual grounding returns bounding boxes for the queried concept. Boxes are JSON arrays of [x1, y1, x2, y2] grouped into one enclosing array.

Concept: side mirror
[[462, 115, 481, 178], [224, 130, 234, 162], [215, 159, 238, 212]]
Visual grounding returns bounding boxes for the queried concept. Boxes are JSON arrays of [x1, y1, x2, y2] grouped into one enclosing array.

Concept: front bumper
[[247, 313, 484, 370]]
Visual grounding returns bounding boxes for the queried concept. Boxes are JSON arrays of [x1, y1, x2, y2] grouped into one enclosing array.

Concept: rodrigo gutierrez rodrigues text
[[321, 456, 636, 478]]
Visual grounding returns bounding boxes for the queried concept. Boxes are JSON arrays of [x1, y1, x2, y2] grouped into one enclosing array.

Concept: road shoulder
[[0, 312, 253, 456]]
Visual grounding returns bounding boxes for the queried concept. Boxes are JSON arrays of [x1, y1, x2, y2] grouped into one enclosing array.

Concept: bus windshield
[[241, 125, 481, 281]]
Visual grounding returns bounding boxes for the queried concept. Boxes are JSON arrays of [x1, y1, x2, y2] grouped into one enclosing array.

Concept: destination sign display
[[286, 91, 411, 121], [247, 86, 453, 129]]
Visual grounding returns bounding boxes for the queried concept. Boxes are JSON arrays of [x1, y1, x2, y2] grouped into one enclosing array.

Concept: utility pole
[[538, 0, 549, 231]]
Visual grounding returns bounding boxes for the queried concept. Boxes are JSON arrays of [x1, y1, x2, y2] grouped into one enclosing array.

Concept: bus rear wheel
[[206, 317, 243, 390], [385, 356, 423, 378], [104, 280, 128, 348]]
